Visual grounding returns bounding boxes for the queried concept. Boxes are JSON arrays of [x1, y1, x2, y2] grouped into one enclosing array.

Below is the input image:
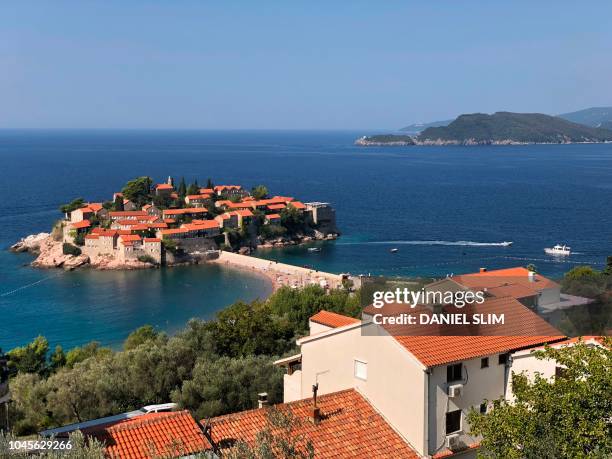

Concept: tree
[[173, 355, 284, 419], [223, 407, 315, 459], [50, 345, 66, 371], [187, 181, 200, 196], [280, 205, 305, 236], [251, 185, 269, 200], [59, 198, 84, 217], [468, 339, 612, 458], [526, 263, 537, 273], [121, 176, 152, 207], [178, 177, 187, 198], [112, 194, 124, 211], [604, 255, 612, 275], [206, 178, 214, 189], [8, 336, 49, 375], [123, 325, 164, 351], [65, 342, 111, 368]]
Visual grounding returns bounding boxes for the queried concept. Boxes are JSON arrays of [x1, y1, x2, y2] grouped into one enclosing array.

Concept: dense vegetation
[[548, 259, 612, 337], [4, 286, 360, 435], [418, 112, 612, 144], [359, 134, 415, 144], [558, 106, 612, 128], [468, 338, 612, 458]]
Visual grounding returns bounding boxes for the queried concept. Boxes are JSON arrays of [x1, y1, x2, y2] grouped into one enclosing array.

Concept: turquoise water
[[1, 130, 611, 350]]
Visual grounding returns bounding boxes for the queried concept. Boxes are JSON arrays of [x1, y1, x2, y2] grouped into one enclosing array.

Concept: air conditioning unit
[[445, 433, 461, 449], [448, 383, 463, 398]]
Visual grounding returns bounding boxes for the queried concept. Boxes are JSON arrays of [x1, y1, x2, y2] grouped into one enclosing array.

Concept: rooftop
[[208, 389, 419, 458], [310, 310, 360, 328]]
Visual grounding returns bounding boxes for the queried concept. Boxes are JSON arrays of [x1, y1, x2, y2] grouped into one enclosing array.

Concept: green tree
[[65, 342, 111, 368], [59, 198, 84, 216], [604, 255, 612, 275], [173, 355, 284, 419], [468, 339, 612, 458], [50, 345, 67, 371], [280, 204, 305, 236], [187, 181, 200, 196], [251, 185, 269, 200], [206, 178, 214, 189], [121, 176, 152, 207], [112, 194, 124, 211], [178, 177, 187, 197], [8, 336, 49, 375], [123, 325, 164, 351], [526, 263, 537, 273]]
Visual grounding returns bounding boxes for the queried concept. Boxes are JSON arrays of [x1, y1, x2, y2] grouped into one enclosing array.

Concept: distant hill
[[557, 107, 612, 128], [399, 119, 452, 135], [417, 112, 612, 145]]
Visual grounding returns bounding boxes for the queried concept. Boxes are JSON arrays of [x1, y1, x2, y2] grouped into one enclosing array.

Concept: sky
[[1, 1, 612, 130]]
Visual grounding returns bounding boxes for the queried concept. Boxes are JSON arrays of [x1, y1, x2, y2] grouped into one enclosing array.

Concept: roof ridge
[[107, 410, 190, 432]]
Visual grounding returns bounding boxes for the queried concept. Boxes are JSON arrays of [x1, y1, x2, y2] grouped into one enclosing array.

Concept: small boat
[[308, 247, 321, 253], [500, 241, 513, 247], [544, 244, 571, 256], [390, 248, 399, 253]]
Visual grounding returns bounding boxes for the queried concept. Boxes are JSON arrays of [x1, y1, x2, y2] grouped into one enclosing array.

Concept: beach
[[210, 250, 345, 292]]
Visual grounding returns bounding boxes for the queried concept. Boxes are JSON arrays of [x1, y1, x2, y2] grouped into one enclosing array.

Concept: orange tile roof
[[289, 201, 306, 210], [199, 188, 214, 194], [214, 185, 241, 191], [109, 211, 148, 217], [267, 203, 286, 210], [161, 228, 188, 235], [183, 220, 220, 230], [71, 220, 91, 229], [86, 203, 103, 212], [163, 218, 176, 224], [87, 411, 208, 459], [85, 234, 99, 240], [156, 183, 174, 190], [119, 234, 142, 243], [144, 238, 162, 243], [208, 389, 419, 458], [186, 194, 211, 200], [310, 310, 360, 328], [230, 209, 253, 217], [266, 213, 281, 219], [452, 267, 559, 299], [163, 208, 208, 216]]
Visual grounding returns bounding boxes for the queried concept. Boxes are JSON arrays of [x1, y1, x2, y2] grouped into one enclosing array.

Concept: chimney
[[309, 383, 321, 425], [257, 392, 268, 409], [479, 267, 487, 273]]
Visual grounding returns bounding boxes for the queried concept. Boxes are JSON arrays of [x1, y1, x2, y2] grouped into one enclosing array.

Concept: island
[[356, 111, 612, 146], [11, 177, 339, 270]]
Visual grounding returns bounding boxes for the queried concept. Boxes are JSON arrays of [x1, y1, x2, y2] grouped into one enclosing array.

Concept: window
[[498, 353, 509, 365], [481, 357, 489, 368], [447, 363, 462, 382], [445, 410, 462, 434], [479, 403, 487, 414], [354, 359, 367, 381]]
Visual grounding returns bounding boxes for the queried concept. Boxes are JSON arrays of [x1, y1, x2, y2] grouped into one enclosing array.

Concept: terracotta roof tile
[[208, 389, 419, 458], [310, 310, 360, 328], [71, 220, 91, 229], [88, 411, 208, 459]]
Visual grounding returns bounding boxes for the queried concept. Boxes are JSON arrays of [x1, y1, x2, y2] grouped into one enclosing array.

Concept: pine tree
[[178, 177, 187, 197]]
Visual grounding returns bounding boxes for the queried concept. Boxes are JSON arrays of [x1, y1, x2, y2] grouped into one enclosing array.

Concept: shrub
[[62, 243, 81, 256], [137, 254, 157, 265]]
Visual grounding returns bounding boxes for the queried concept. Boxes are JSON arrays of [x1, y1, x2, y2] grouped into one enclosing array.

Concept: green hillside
[[558, 107, 612, 128], [418, 112, 612, 144]]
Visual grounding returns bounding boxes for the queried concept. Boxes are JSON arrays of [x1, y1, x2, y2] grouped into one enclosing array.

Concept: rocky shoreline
[[10, 231, 339, 271], [355, 136, 612, 147]]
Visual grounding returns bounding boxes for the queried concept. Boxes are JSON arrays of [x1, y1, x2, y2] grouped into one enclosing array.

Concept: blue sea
[[1, 130, 611, 350]]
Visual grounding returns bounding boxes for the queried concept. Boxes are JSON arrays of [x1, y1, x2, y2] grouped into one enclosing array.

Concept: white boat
[[308, 247, 321, 253], [390, 248, 399, 253], [544, 244, 571, 256], [500, 241, 513, 247]]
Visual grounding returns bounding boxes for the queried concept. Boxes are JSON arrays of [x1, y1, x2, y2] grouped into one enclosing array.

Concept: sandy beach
[[209, 250, 345, 292]]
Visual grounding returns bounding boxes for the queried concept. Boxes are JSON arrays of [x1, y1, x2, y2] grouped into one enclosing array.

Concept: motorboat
[[390, 248, 399, 253], [544, 244, 571, 256], [308, 247, 321, 252], [500, 241, 513, 247]]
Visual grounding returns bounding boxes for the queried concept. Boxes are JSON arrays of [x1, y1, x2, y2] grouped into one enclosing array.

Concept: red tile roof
[[71, 220, 91, 229], [199, 188, 214, 194], [119, 234, 142, 243], [161, 228, 188, 236], [289, 201, 306, 210], [184, 220, 220, 230], [310, 310, 360, 328], [86, 203, 103, 212], [452, 267, 559, 298], [85, 234, 99, 240], [230, 209, 253, 217], [156, 183, 174, 190], [163, 208, 208, 216], [267, 203, 286, 210], [88, 411, 208, 459], [214, 185, 241, 192], [109, 211, 148, 217], [144, 238, 162, 243], [266, 213, 281, 219], [208, 389, 419, 458]]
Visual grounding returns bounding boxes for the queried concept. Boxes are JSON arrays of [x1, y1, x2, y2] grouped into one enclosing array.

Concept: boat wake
[[339, 240, 513, 247]]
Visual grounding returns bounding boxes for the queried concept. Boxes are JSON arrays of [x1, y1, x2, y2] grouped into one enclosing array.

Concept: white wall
[[427, 354, 508, 455]]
